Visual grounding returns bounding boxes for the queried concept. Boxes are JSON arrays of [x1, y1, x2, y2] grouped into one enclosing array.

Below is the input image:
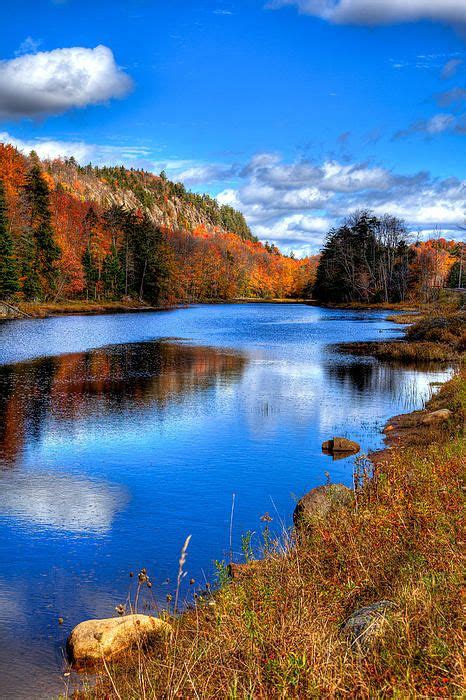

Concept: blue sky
[[1, 0, 466, 254]]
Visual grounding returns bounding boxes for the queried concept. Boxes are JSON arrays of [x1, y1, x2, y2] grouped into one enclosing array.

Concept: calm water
[[0, 304, 452, 699]]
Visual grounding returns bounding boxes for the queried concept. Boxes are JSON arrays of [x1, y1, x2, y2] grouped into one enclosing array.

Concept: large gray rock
[[420, 409, 452, 426], [293, 484, 353, 527], [322, 437, 360, 454], [67, 614, 172, 665], [342, 601, 395, 651]]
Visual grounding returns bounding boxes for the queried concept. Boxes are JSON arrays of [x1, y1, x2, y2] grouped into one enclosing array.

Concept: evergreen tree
[[447, 244, 464, 289], [82, 246, 99, 300], [25, 163, 61, 298], [102, 242, 124, 297], [0, 178, 20, 299], [82, 206, 100, 299]]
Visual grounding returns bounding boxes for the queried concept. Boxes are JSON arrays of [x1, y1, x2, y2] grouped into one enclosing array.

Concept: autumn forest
[[0, 143, 317, 305]]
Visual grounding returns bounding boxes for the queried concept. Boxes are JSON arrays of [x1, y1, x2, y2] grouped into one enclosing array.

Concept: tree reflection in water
[[0, 341, 247, 466]]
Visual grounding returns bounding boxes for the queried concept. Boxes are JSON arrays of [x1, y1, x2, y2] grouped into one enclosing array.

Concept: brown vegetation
[[340, 310, 465, 364]]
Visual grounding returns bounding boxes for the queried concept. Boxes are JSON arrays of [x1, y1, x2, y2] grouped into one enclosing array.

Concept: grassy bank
[[13, 300, 174, 319], [0, 298, 308, 319], [75, 335, 465, 697], [340, 310, 465, 364]]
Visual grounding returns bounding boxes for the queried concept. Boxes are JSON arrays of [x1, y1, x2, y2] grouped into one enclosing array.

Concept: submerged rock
[[342, 600, 395, 651], [67, 614, 172, 665], [322, 437, 360, 455], [420, 409, 452, 426], [293, 484, 353, 526]]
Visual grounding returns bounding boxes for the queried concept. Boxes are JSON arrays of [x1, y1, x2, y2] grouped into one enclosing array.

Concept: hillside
[[0, 143, 317, 305]]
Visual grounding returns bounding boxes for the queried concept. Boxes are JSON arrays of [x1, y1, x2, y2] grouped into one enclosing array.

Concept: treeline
[[313, 210, 463, 304], [0, 144, 316, 303]]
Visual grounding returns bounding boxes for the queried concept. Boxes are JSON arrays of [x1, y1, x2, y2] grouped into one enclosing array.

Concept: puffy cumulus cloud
[[0, 45, 132, 119], [266, 0, 466, 26], [254, 214, 332, 253], [217, 153, 466, 254]]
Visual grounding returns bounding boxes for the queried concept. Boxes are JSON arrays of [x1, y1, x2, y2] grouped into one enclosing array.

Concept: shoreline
[[0, 297, 312, 320], [1, 298, 439, 321]]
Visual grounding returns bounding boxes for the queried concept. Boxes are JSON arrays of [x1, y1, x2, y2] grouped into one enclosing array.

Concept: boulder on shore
[[420, 409, 452, 426], [293, 484, 353, 527], [322, 437, 360, 454], [342, 600, 395, 651], [67, 614, 172, 666]]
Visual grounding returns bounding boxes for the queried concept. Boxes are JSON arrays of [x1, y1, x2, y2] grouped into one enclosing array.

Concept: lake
[[0, 304, 453, 699]]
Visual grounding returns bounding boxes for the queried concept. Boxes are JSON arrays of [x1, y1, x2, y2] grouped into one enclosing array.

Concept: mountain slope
[[0, 143, 317, 304]]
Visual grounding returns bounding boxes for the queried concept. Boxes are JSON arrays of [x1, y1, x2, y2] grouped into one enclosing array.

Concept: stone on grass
[[342, 600, 395, 651], [420, 409, 452, 426], [67, 614, 172, 665], [293, 484, 353, 527]]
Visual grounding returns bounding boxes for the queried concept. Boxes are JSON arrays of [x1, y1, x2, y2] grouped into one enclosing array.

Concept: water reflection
[[0, 341, 246, 466], [323, 358, 442, 410], [0, 471, 126, 533]]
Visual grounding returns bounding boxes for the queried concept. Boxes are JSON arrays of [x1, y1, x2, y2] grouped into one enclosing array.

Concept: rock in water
[[342, 601, 395, 651], [322, 437, 360, 454], [293, 484, 353, 526], [67, 614, 172, 665], [420, 409, 452, 426]]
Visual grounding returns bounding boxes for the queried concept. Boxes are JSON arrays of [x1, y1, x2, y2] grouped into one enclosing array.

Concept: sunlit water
[[0, 304, 453, 698]]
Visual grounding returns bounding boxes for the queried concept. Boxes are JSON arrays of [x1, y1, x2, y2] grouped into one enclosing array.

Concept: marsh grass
[[341, 310, 465, 364], [17, 300, 163, 318], [76, 369, 465, 699]]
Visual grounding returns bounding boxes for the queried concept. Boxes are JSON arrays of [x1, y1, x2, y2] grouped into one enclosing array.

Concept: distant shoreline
[[0, 297, 424, 321], [1, 297, 313, 320]]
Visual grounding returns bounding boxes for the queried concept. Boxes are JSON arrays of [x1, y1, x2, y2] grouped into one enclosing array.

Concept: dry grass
[[17, 300, 165, 318], [76, 371, 466, 699], [342, 340, 459, 363], [341, 311, 466, 364], [406, 313, 466, 353], [385, 312, 423, 325]]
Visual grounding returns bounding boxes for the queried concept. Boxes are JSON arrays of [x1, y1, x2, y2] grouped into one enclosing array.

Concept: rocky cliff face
[[48, 159, 252, 240]]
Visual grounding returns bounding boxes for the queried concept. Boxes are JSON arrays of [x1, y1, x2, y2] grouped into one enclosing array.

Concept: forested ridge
[[0, 143, 317, 304]]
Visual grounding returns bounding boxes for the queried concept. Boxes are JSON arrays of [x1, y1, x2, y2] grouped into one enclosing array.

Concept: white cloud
[[267, 0, 466, 26], [218, 152, 466, 253], [0, 45, 132, 119]]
